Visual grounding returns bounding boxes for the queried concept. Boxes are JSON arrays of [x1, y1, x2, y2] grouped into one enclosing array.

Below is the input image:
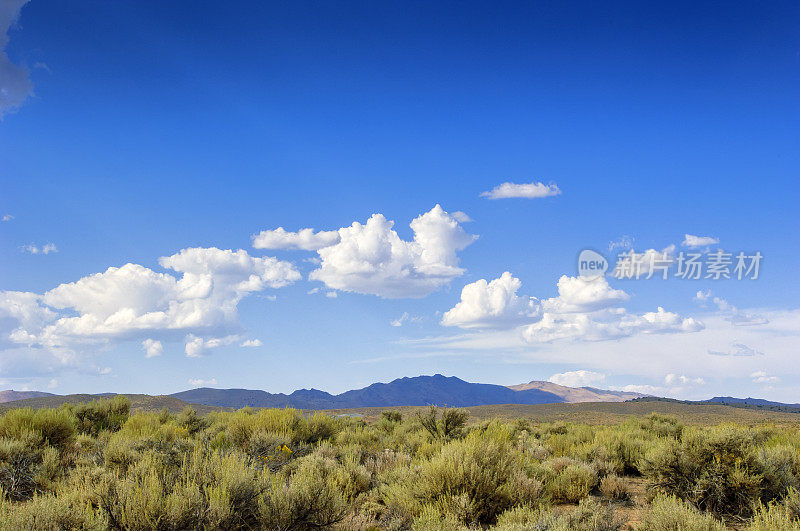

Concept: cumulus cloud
[[481, 181, 561, 199], [252, 227, 340, 251], [683, 234, 719, 248], [542, 275, 628, 313], [751, 370, 778, 384], [141, 338, 163, 358], [548, 370, 605, 388], [522, 275, 701, 342], [524, 306, 703, 343], [184, 334, 240, 358], [451, 211, 472, 223], [240, 338, 262, 347], [22, 243, 57, 255], [437, 272, 701, 343], [188, 378, 217, 387], [441, 272, 541, 329], [1, 214, 13, 222], [308, 205, 476, 298], [0, 247, 299, 361], [0, 0, 33, 119]]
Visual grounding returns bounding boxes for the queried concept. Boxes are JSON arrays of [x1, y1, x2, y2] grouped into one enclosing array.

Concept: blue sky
[[1, 1, 799, 400]]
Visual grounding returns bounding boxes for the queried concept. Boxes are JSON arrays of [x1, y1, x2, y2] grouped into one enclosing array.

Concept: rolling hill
[[0, 394, 224, 415], [0, 390, 57, 403], [507, 381, 647, 402]]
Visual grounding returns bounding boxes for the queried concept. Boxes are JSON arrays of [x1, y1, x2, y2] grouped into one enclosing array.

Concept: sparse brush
[[600, 474, 631, 501], [639, 495, 726, 531]]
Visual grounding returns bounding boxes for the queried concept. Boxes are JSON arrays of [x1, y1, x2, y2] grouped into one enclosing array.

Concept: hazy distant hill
[[0, 393, 224, 415], [0, 390, 57, 403], [707, 396, 800, 408], [507, 381, 648, 403], [171, 374, 566, 409], [632, 396, 800, 415]]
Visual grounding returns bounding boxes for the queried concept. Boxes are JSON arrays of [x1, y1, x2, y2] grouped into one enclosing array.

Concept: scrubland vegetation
[[1, 398, 799, 530]]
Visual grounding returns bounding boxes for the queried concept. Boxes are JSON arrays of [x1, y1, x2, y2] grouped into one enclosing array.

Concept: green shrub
[[495, 499, 622, 531], [0, 435, 41, 500], [640, 425, 781, 517], [0, 407, 76, 450], [0, 490, 105, 530], [599, 474, 631, 501], [410, 433, 536, 525], [418, 406, 468, 440], [547, 462, 598, 503], [258, 454, 347, 529], [176, 407, 209, 435], [71, 396, 130, 436], [639, 495, 726, 531], [749, 487, 800, 531]]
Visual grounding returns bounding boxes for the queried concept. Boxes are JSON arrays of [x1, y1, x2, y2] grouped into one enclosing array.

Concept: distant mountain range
[[2, 377, 796, 412], [170, 374, 650, 409], [707, 396, 800, 408], [0, 390, 57, 403], [171, 375, 566, 409]]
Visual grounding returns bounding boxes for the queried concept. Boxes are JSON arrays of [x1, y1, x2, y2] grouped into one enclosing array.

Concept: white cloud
[[613, 384, 661, 395], [542, 275, 628, 313], [47, 378, 57, 389], [252, 227, 340, 251], [308, 205, 476, 298], [22, 243, 58, 255], [184, 334, 239, 358], [548, 370, 605, 388], [441, 272, 541, 329], [694, 289, 711, 304], [0, 0, 33, 119], [240, 338, 262, 347], [188, 378, 217, 387], [0, 247, 299, 356], [451, 211, 472, 223], [141, 338, 163, 358], [524, 275, 700, 342], [98, 367, 112, 375], [683, 234, 719, 248], [695, 290, 768, 326], [413, 309, 800, 401], [481, 181, 561, 199], [664, 373, 705, 386], [708, 342, 763, 357], [751, 370, 778, 384], [1, 214, 12, 222], [391, 312, 408, 327], [325, 291, 338, 298], [610, 246, 675, 279], [523, 306, 703, 343]]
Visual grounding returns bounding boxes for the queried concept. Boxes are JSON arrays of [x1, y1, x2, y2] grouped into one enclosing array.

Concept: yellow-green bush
[[1, 399, 799, 530], [639, 494, 726, 530], [547, 462, 598, 503]]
